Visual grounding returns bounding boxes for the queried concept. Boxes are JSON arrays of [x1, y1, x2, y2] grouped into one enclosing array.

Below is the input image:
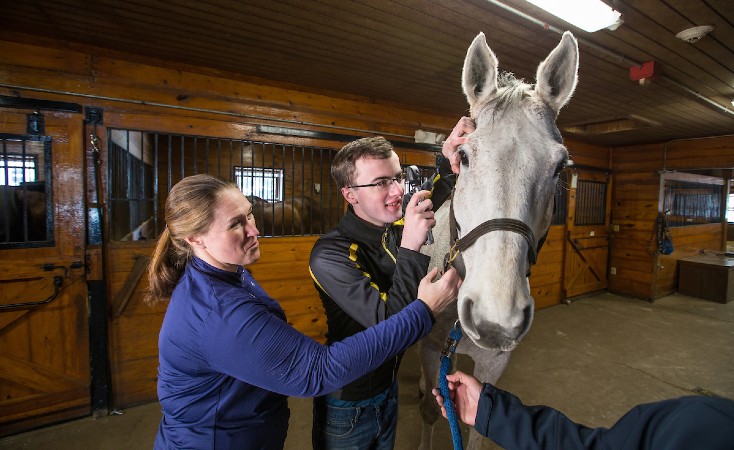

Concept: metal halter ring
[[442, 240, 461, 272]]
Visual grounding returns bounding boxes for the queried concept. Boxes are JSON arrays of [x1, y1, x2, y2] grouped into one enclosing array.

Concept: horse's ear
[[535, 31, 579, 114], [462, 32, 498, 116]]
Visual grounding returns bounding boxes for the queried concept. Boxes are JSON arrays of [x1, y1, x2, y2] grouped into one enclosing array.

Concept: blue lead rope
[[439, 321, 464, 450]]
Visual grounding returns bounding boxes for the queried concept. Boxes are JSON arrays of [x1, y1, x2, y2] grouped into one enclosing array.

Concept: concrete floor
[[2, 292, 733, 449]]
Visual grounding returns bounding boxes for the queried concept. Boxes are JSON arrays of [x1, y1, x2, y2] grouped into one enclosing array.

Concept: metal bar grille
[[108, 130, 347, 240], [663, 180, 723, 227], [0, 133, 53, 248], [574, 180, 606, 226]]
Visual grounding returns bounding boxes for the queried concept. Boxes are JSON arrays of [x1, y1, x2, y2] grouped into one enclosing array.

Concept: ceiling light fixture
[[524, 0, 623, 32]]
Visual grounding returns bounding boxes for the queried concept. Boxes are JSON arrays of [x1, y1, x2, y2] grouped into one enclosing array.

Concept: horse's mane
[[492, 72, 532, 115]]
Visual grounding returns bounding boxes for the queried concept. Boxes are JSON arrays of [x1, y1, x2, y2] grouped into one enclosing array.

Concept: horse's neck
[[420, 200, 452, 274]]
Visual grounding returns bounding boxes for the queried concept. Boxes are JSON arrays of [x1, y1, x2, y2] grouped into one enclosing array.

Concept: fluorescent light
[[524, 0, 623, 32]]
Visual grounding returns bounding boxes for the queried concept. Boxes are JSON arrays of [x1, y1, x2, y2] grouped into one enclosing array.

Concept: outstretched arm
[[433, 370, 604, 449], [205, 269, 460, 398], [433, 370, 734, 450]]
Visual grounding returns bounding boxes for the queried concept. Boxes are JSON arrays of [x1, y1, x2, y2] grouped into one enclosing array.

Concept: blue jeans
[[312, 382, 399, 450]]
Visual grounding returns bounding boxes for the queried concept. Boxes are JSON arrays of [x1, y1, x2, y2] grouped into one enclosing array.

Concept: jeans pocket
[[322, 404, 360, 438]]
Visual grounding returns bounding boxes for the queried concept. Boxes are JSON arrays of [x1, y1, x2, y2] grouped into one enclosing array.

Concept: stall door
[[0, 110, 89, 436], [563, 169, 612, 299]]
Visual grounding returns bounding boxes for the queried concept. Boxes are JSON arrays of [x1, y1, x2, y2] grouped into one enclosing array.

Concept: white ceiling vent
[[676, 25, 714, 43]]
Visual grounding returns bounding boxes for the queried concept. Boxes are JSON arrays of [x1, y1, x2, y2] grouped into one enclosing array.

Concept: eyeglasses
[[348, 172, 406, 191]]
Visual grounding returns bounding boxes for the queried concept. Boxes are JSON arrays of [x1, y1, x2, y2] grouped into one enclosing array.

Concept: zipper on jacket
[[382, 229, 397, 263]]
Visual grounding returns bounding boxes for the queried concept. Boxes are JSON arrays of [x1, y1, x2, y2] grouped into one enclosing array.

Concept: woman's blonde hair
[[144, 174, 238, 305]]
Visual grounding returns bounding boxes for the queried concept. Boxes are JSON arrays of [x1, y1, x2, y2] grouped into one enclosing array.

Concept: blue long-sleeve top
[[475, 383, 734, 449], [154, 256, 434, 450]]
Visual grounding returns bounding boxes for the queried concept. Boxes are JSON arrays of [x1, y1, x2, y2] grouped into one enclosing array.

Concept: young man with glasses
[[309, 134, 462, 450]]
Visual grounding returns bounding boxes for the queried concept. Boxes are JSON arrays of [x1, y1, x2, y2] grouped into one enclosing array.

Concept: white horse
[[418, 31, 579, 450]]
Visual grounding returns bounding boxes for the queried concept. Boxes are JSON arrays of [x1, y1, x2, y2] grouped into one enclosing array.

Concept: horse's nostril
[[523, 305, 532, 318], [459, 296, 475, 328], [521, 305, 533, 332]]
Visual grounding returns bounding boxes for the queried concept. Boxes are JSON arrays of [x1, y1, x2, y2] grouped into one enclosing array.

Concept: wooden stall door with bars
[[0, 110, 89, 436], [563, 169, 613, 300]]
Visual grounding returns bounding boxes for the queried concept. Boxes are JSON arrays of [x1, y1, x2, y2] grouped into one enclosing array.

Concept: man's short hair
[[331, 137, 395, 188]]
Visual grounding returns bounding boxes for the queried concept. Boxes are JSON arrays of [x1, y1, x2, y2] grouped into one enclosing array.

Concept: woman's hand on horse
[[418, 267, 461, 315], [442, 116, 476, 174], [431, 370, 482, 426], [401, 189, 435, 251]]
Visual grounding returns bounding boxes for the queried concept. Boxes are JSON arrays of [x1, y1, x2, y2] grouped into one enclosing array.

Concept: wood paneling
[[529, 226, 565, 309], [251, 237, 325, 341], [106, 244, 161, 408], [608, 170, 659, 299], [567, 141, 611, 169], [662, 136, 734, 170], [610, 138, 732, 300]]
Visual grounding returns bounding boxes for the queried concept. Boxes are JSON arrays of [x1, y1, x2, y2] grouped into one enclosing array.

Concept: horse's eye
[[554, 159, 567, 177], [459, 149, 469, 166]]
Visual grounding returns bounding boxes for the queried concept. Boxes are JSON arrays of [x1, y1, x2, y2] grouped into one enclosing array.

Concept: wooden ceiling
[[3, 0, 734, 148]]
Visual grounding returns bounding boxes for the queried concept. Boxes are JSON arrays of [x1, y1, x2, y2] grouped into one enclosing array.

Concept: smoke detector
[[676, 25, 714, 43]]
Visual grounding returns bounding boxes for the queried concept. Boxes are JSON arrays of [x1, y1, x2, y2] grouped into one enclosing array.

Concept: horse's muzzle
[[459, 301, 533, 351]]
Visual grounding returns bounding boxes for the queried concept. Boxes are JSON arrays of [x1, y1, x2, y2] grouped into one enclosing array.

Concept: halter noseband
[[443, 187, 547, 278]]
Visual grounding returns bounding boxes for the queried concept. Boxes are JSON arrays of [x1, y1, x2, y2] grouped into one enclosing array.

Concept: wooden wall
[[568, 140, 611, 169], [610, 136, 734, 300], [106, 242, 161, 407], [607, 170, 658, 299], [529, 226, 565, 309]]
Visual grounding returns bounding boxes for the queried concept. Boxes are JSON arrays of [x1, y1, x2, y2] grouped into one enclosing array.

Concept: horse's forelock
[[497, 71, 523, 89], [482, 72, 532, 119]]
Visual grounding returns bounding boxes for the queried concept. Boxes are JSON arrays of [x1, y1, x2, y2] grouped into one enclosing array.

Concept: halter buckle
[[442, 240, 461, 272]]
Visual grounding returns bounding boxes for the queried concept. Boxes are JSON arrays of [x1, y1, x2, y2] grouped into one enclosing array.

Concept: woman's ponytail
[[143, 174, 237, 305]]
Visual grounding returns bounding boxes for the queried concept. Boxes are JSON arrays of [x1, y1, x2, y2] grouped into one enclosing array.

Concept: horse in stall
[[248, 195, 321, 236], [418, 31, 579, 450], [0, 182, 47, 243]]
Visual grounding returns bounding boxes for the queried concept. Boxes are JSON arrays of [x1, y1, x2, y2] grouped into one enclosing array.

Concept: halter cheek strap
[[443, 188, 547, 278]]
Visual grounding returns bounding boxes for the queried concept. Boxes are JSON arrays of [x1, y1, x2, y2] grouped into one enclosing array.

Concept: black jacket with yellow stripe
[[309, 206, 430, 401]]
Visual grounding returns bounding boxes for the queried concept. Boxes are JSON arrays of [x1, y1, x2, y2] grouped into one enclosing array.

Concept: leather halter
[[443, 187, 546, 278]]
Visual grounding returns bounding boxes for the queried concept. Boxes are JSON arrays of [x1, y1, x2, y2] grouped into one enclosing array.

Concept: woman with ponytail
[[147, 174, 460, 450]]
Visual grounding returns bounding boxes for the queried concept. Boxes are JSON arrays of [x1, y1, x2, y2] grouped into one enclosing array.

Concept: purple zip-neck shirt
[[154, 256, 434, 449]]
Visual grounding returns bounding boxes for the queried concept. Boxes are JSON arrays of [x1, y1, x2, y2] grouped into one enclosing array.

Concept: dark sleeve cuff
[[416, 299, 436, 324], [397, 246, 432, 266], [474, 384, 496, 438], [437, 155, 453, 176]]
